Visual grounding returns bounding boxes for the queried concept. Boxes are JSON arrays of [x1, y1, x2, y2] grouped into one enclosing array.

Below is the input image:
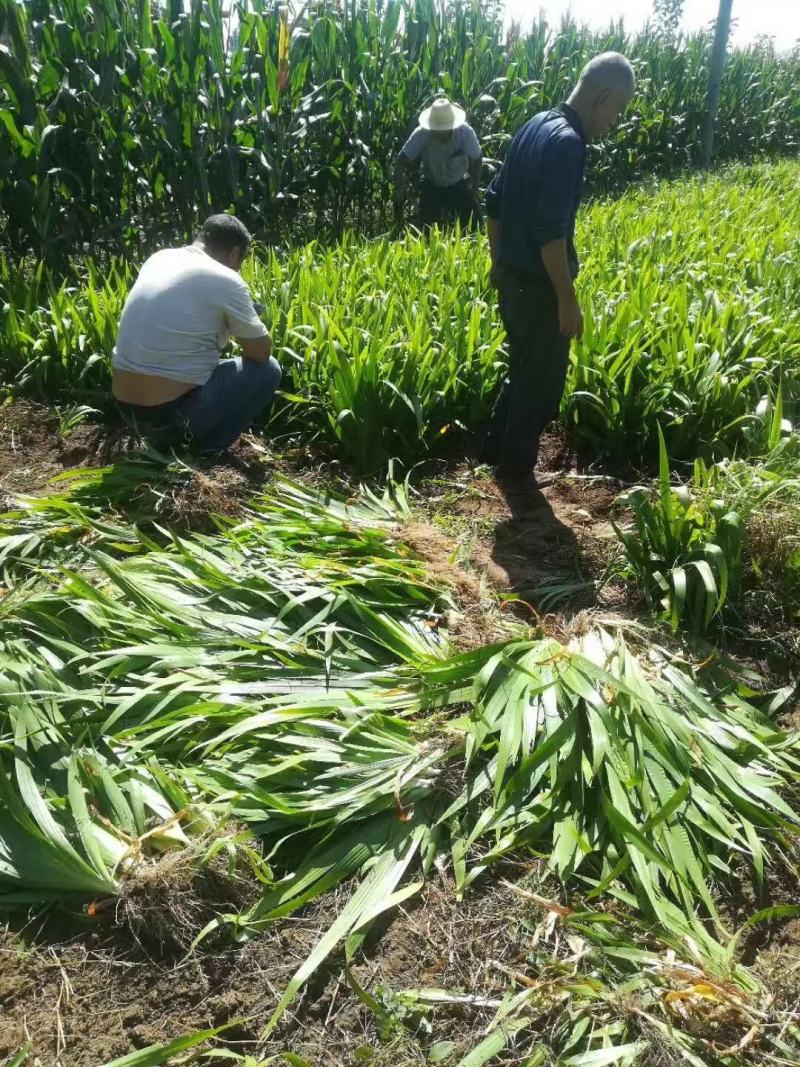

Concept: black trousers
[[418, 179, 481, 228], [484, 269, 571, 476]]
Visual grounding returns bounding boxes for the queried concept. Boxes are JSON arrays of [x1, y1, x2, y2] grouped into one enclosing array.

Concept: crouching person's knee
[[265, 356, 282, 394], [246, 356, 281, 403]]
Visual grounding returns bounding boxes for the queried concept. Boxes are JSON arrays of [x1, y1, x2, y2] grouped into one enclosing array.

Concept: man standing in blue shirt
[[483, 53, 636, 483]]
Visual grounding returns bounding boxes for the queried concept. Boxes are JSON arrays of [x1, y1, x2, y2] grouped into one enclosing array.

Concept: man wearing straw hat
[[394, 97, 483, 228]]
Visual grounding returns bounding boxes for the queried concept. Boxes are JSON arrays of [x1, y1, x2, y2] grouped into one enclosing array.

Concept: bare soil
[[0, 400, 72, 496], [0, 875, 537, 1066], [401, 426, 632, 648], [5, 867, 800, 1067], [0, 400, 320, 533]]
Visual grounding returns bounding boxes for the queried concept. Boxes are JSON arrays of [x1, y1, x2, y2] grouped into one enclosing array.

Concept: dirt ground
[[1, 402, 799, 1065], [0, 399, 275, 508], [4, 864, 800, 1067], [0, 872, 542, 1067]]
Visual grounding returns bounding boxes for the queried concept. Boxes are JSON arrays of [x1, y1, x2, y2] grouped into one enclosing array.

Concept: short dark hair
[[198, 214, 252, 256]]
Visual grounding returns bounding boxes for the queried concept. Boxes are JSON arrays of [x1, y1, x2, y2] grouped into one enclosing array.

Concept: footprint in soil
[[60, 443, 91, 465]]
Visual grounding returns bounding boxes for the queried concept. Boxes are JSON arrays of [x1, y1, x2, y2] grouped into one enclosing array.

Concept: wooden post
[[701, 0, 734, 168]]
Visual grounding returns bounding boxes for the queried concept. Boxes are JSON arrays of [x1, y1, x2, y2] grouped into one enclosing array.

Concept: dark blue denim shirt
[[485, 103, 586, 279]]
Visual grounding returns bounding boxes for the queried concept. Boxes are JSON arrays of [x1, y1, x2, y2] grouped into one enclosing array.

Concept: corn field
[[0, 0, 799, 260]]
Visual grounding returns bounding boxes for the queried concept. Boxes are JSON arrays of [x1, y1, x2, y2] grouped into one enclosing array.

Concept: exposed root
[[114, 836, 261, 958]]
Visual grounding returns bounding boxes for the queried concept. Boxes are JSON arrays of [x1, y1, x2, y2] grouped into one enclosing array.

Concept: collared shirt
[[401, 124, 482, 188], [485, 104, 586, 279]]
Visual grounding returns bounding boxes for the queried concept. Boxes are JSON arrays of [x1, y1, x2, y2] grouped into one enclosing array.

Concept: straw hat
[[418, 97, 467, 132]]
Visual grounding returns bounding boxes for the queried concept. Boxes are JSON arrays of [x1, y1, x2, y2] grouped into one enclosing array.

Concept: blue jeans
[[122, 356, 282, 453]]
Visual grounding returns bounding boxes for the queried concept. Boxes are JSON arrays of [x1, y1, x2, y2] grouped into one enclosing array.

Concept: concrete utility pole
[[701, 0, 734, 168]]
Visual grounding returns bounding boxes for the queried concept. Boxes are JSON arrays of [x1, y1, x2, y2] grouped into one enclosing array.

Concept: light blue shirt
[[401, 123, 482, 187]]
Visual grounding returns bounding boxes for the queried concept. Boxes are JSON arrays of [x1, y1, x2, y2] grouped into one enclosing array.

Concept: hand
[[558, 295, 584, 339]]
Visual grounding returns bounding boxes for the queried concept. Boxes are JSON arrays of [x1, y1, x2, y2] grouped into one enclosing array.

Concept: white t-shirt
[[113, 245, 268, 386], [401, 124, 482, 188]]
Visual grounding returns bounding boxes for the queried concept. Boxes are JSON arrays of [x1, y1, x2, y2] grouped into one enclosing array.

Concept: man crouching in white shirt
[[112, 214, 280, 454]]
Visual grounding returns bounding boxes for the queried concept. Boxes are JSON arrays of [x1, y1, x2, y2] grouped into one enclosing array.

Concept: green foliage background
[[1, 0, 798, 262]]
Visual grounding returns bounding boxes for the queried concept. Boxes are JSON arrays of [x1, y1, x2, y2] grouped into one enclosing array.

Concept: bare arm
[[238, 333, 273, 364], [394, 154, 415, 206], [540, 239, 582, 339], [485, 164, 505, 288], [225, 284, 273, 363]]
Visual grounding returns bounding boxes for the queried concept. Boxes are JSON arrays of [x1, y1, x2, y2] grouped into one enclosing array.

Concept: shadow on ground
[[491, 478, 583, 602]]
